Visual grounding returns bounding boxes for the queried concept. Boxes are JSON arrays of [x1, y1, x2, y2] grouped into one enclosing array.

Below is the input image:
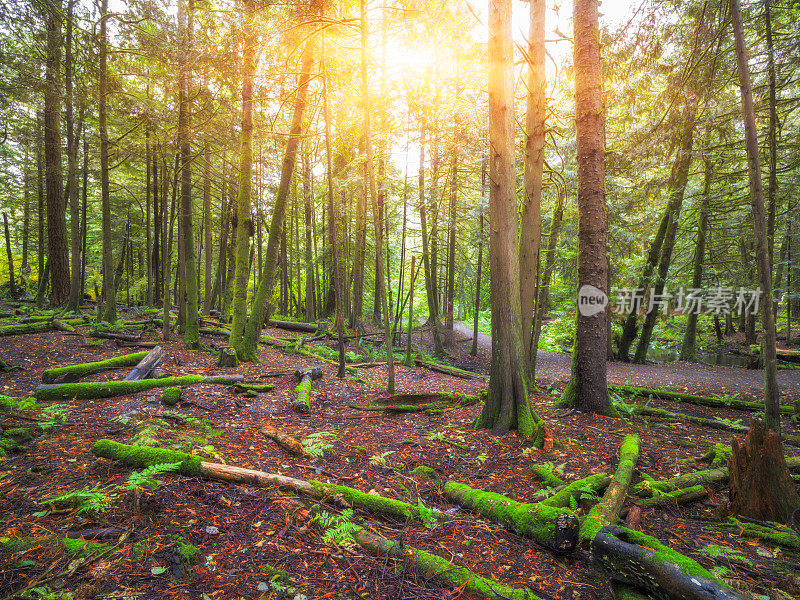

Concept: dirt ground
[[1, 305, 799, 600]]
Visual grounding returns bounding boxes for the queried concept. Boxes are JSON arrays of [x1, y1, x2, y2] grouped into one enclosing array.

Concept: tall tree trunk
[[37, 112, 45, 289], [229, 0, 258, 347], [237, 19, 317, 362], [558, 0, 611, 414], [520, 0, 546, 381], [80, 136, 88, 300], [145, 127, 152, 305], [360, 0, 394, 391], [539, 187, 564, 315], [203, 140, 212, 314], [322, 44, 347, 378], [765, 0, 777, 276], [445, 145, 457, 335], [65, 0, 83, 312], [4, 213, 16, 297], [680, 154, 712, 361], [303, 145, 315, 322], [476, 0, 536, 435], [99, 0, 116, 321], [731, 0, 780, 430], [152, 146, 162, 305], [633, 103, 698, 363], [162, 154, 172, 340], [418, 122, 444, 356], [471, 210, 484, 357], [22, 147, 30, 280], [179, 0, 199, 347], [43, 0, 69, 306]]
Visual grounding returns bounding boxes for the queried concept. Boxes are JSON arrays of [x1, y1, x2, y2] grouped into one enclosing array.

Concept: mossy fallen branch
[[720, 517, 800, 552], [611, 384, 794, 414], [536, 473, 612, 508], [531, 464, 565, 488], [443, 480, 579, 552], [34, 374, 244, 402], [355, 528, 543, 600], [0, 535, 112, 558], [293, 377, 313, 414], [591, 526, 748, 600], [0, 322, 53, 336], [413, 358, 485, 380], [92, 440, 444, 523], [579, 434, 640, 542], [42, 351, 150, 383], [634, 485, 708, 508]]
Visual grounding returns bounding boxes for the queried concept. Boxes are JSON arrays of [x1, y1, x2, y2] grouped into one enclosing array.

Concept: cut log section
[[293, 367, 322, 414], [124, 346, 166, 381], [42, 351, 150, 383], [34, 374, 244, 402], [591, 526, 748, 600]]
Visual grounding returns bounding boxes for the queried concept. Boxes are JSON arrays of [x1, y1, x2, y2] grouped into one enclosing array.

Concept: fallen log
[[413, 358, 485, 380], [531, 464, 565, 488], [124, 346, 166, 381], [720, 517, 800, 552], [609, 384, 795, 414], [632, 405, 749, 432], [115, 341, 160, 348], [0, 322, 53, 336], [259, 425, 308, 456], [91, 440, 445, 522], [355, 528, 543, 600], [536, 473, 611, 508], [89, 330, 143, 343], [34, 374, 244, 402], [443, 480, 579, 553], [579, 434, 640, 542], [41, 351, 150, 384], [268, 319, 318, 333], [591, 526, 748, 600], [634, 485, 708, 508]]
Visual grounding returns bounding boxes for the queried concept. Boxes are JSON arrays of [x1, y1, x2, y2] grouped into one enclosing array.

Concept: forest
[[0, 0, 799, 598]]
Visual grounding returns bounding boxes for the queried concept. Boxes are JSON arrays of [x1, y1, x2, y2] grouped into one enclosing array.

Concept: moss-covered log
[[232, 383, 275, 394], [42, 351, 150, 383], [161, 387, 182, 406], [720, 517, 800, 551], [35, 374, 244, 402], [610, 384, 794, 414], [414, 358, 485, 380], [537, 473, 611, 508], [531, 464, 565, 488], [634, 485, 708, 508], [124, 346, 166, 381], [0, 322, 54, 336], [311, 481, 447, 523], [260, 425, 307, 455], [631, 406, 749, 433], [355, 528, 543, 600], [580, 434, 640, 542], [443, 480, 579, 552], [591, 526, 748, 600], [91, 439, 202, 475]]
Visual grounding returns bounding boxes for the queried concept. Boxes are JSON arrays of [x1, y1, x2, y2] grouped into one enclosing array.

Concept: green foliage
[[0, 395, 38, 412], [301, 431, 337, 458], [120, 462, 182, 491], [369, 450, 395, 467], [314, 508, 360, 546], [39, 404, 69, 428], [697, 544, 747, 563], [416, 499, 440, 530], [45, 484, 115, 515]]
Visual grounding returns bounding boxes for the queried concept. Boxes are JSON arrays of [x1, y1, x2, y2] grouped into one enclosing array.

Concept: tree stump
[[217, 348, 239, 368], [728, 420, 800, 523]]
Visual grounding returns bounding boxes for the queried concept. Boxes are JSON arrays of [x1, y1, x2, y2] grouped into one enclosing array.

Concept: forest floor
[[1, 304, 799, 600]]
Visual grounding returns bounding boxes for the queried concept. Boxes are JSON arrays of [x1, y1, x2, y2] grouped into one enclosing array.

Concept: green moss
[[59, 538, 112, 557], [357, 529, 542, 600], [443, 480, 578, 551], [724, 517, 800, 551], [0, 536, 110, 557], [232, 383, 275, 393], [175, 541, 200, 565], [42, 351, 150, 383], [606, 526, 715, 579], [293, 378, 312, 414], [531, 421, 564, 450], [4, 428, 36, 442], [410, 465, 442, 484], [609, 384, 795, 414], [701, 443, 733, 466], [91, 439, 202, 476], [308, 481, 447, 523], [0, 322, 52, 336], [0, 438, 17, 451], [161, 387, 182, 406], [34, 374, 210, 402], [531, 464, 565, 488]]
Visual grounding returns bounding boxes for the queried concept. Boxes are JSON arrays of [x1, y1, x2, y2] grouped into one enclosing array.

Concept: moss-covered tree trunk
[[476, 0, 535, 436], [238, 18, 317, 362], [99, 0, 116, 322], [228, 0, 258, 352], [558, 0, 610, 414]]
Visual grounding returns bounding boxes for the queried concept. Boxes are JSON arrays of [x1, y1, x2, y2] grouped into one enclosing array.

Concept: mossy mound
[[161, 387, 182, 406], [410, 465, 442, 484]]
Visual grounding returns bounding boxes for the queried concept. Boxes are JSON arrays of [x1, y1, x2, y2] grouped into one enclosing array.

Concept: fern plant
[[314, 509, 360, 546], [302, 432, 338, 458], [369, 451, 395, 467], [46, 484, 115, 515], [120, 462, 182, 491]]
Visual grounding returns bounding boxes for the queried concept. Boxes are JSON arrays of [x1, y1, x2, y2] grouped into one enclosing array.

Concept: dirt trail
[[452, 321, 800, 399]]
